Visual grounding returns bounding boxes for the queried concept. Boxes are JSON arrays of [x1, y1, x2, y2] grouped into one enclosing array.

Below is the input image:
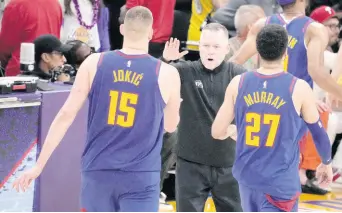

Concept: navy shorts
[[80, 171, 160, 212], [239, 184, 299, 212]]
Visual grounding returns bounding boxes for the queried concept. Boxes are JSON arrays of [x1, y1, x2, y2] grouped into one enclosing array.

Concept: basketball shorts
[[80, 170, 160, 212], [239, 184, 299, 212]]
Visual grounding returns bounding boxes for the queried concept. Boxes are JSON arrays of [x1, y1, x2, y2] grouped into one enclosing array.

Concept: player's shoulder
[[159, 62, 180, 80], [293, 78, 312, 93], [306, 20, 326, 35], [229, 73, 243, 89], [86, 52, 103, 65]]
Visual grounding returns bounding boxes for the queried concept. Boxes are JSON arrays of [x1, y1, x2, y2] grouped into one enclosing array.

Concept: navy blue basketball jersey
[[233, 71, 303, 198], [266, 14, 314, 87], [82, 51, 165, 172]]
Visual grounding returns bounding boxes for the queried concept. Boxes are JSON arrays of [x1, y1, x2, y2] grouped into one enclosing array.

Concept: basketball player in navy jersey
[[212, 24, 333, 212], [230, 0, 342, 193], [12, 6, 181, 212], [230, 0, 342, 100]]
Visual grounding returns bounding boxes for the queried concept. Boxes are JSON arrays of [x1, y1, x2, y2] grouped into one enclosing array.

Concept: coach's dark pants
[[176, 157, 242, 212], [160, 131, 177, 190]]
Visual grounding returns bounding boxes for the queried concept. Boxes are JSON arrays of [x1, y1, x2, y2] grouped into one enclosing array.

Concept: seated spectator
[[63, 40, 93, 71], [0, 0, 63, 76], [31, 35, 69, 82]]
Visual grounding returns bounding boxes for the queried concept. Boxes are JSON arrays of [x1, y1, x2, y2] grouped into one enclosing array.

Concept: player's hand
[[12, 165, 42, 192], [326, 93, 340, 109], [316, 100, 332, 113], [162, 38, 188, 62], [316, 163, 333, 188], [227, 124, 237, 141]]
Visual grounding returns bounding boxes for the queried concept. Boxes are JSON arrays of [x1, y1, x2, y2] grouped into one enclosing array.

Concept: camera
[[50, 64, 76, 82]]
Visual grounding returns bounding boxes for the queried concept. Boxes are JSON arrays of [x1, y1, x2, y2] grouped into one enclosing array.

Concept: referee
[[162, 23, 245, 212]]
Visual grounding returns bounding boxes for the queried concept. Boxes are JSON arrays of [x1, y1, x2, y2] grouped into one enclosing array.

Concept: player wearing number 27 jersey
[[212, 25, 332, 212]]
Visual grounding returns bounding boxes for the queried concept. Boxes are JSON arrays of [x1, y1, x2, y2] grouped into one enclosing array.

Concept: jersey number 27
[[246, 112, 280, 147], [107, 90, 138, 127]]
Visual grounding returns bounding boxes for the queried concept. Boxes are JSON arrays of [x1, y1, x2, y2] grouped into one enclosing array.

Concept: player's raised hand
[[326, 93, 341, 110], [162, 38, 188, 62], [12, 166, 42, 192], [316, 163, 333, 188], [315, 100, 332, 113]]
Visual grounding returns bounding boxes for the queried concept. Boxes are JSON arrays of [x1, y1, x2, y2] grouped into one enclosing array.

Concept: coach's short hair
[[256, 24, 288, 61], [202, 23, 229, 38]]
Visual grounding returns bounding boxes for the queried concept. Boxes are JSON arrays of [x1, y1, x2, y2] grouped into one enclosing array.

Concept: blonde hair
[[123, 6, 153, 40]]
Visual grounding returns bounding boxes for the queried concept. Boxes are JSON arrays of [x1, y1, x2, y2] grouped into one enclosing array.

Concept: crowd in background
[[1, 0, 342, 207]]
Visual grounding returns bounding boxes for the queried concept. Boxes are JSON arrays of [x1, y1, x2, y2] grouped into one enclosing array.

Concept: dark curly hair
[[256, 24, 288, 61]]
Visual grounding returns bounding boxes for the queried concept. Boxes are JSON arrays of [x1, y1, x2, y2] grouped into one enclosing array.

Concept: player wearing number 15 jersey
[[212, 25, 333, 212], [12, 6, 181, 212]]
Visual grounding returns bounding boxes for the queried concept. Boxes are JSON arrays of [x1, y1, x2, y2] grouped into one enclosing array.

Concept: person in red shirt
[[0, 0, 63, 76], [119, 0, 176, 58]]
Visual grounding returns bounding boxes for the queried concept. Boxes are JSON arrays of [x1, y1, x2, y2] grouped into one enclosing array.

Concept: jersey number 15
[[246, 113, 280, 147], [107, 90, 138, 127]]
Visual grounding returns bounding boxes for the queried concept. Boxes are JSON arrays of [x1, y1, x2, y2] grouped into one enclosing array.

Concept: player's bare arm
[[159, 62, 181, 133], [332, 44, 342, 82], [306, 22, 342, 100], [12, 53, 101, 192], [229, 18, 266, 65], [212, 75, 240, 140], [294, 79, 333, 187]]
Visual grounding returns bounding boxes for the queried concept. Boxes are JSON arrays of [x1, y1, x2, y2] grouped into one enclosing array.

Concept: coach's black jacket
[[171, 59, 246, 168]]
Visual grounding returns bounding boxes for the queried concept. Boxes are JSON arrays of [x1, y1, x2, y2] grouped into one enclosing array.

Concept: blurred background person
[[63, 39, 93, 71], [0, 0, 63, 76], [224, 5, 265, 69], [184, 0, 228, 61], [59, 0, 110, 52]]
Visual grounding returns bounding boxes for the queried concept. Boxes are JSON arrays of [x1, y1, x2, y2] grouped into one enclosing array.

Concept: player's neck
[[121, 40, 149, 55], [283, 7, 305, 18], [258, 63, 284, 75]]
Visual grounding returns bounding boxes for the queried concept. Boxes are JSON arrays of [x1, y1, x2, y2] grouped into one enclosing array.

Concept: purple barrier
[[37, 86, 88, 212], [0, 93, 41, 211]]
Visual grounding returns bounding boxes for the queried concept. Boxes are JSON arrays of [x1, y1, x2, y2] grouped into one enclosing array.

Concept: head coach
[[161, 23, 245, 212]]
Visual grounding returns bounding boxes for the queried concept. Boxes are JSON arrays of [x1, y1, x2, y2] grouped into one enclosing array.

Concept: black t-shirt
[[172, 59, 247, 167]]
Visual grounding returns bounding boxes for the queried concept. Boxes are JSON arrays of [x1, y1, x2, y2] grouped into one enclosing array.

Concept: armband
[[305, 119, 332, 165]]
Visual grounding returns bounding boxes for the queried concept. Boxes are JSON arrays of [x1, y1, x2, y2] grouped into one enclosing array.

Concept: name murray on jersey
[[243, 91, 286, 109]]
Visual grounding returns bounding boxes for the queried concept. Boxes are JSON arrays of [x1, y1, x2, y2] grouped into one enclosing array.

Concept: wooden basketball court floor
[[167, 181, 342, 212]]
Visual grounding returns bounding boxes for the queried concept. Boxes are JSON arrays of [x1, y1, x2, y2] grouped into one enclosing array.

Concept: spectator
[[225, 5, 265, 69], [59, 0, 110, 52], [102, 0, 125, 50], [31, 34, 68, 82], [186, 0, 221, 51], [311, 6, 340, 51], [63, 40, 93, 70], [0, 0, 63, 76], [119, 0, 176, 58], [212, 0, 281, 37]]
